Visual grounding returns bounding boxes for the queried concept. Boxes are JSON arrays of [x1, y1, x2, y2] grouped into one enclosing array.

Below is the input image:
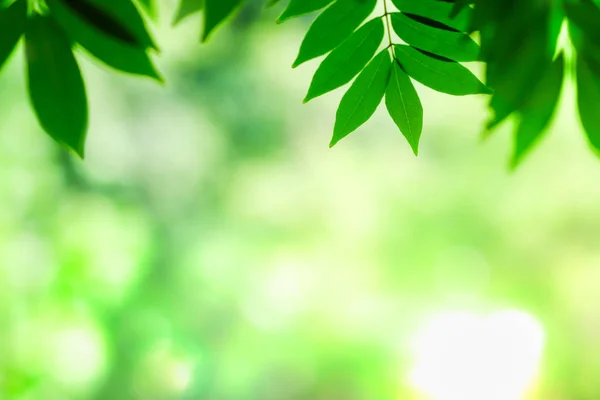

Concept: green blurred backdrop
[[1, 1, 600, 399]]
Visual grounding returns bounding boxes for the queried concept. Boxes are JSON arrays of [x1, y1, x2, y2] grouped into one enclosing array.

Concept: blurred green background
[[2, 1, 600, 399]]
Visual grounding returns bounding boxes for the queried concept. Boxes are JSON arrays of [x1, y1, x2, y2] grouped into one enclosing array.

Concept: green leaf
[[304, 17, 384, 102], [385, 61, 423, 155], [563, 0, 600, 47], [390, 12, 480, 62], [47, 0, 162, 80], [173, 0, 204, 25], [203, 0, 243, 41], [511, 53, 564, 167], [576, 50, 600, 151], [278, 0, 335, 23], [26, 14, 88, 157], [331, 50, 391, 147], [391, 0, 472, 32], [0, 0, 27, 72], [394, 45, 489, 95], [59, 0, 158, 50], [136, 0, 157, 20], [293, 0, 377, 68], [486, 31, 549, 129]]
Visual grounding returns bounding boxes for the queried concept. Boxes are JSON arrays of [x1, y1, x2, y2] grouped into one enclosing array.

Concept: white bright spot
[[166, 359, 194, 393], [49, 325, 106, 391], [408, 309, 545, 400]]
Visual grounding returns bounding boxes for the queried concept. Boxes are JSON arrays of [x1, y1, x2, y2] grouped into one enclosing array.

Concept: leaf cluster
[[1, 0, 600, 166]]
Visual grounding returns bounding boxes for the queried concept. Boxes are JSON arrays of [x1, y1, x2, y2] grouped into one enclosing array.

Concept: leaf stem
[[382, 0, 396, 58]]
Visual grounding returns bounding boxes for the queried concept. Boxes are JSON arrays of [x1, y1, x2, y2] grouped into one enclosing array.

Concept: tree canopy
[[0, 0, 598, 166]]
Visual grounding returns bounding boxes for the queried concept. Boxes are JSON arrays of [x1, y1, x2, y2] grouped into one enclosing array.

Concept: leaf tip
[[410, 144, 419, 156]]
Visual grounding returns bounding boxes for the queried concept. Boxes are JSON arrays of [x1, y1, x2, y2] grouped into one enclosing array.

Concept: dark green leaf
[[60, 0, 157, 50], [394, 45, 489, 95], [390, 12, 480, 61], [386, 61, 423, 155], [0, 0, 27, 72], [331, 50, 392, 147], [293, 0, 377, 68], [512, 53, 564, 167], [304, 17, 384, 102], [174, 0, 204, 25], [576, 50, 600, 151], [203, 0, 243, 41], [278, 0, 335, 23], [563, 0, 600, 48], [47, 0, 162, 79], [26, 14, 88, 157], [391, 0, 472, 32], [486, 31, 549, 128]]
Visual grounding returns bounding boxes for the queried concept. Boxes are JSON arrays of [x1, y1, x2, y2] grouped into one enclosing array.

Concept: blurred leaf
[[331, 50, 391, 147], [511, 53, 564, 167], [386, 61, 423, 155], [173, 0, 204, 25], [576, 49, 600, 151], [563, 0, 600, 47], [203, 0, 244, 41], [486, 31, 549, 129], [26, 13, 88, 157], [0, 0, 27, 71], [394, 45, 489, 95], [304, 18, 384, 102], [390, 12, 480, 62], [278, 0, 335, 23], [293, 0, 377, 68], [47, 0, 162, 80], [136, 0, 157, 19]]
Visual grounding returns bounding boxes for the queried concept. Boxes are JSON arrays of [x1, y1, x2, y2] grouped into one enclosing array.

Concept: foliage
[[0, 0, 599, 165]]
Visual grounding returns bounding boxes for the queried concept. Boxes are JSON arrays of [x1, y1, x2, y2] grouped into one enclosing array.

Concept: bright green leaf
[[390, 12, 480, 62], [136, 0, 157, 20], [331, 50, 392, 147], [385, 61, 423, 155], [26, 14, 88, 157], [294, 0, 377, 68], [304, 17, 384, 102], [394, 45, 489, 95]]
